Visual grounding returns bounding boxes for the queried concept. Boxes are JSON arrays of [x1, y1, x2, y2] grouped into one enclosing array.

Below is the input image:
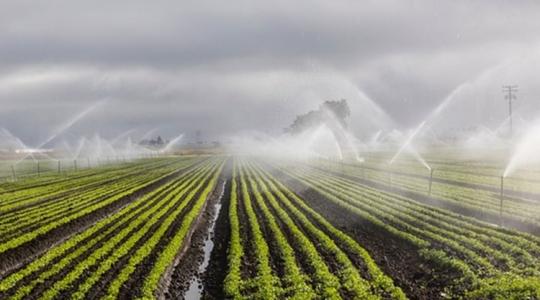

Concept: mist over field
[[1, 0, 540, 146], [2, 2, 540, 300]]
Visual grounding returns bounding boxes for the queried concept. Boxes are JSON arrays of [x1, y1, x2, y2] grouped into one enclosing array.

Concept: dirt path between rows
[[0, 159, 207, 275], [267, 164, 469, 299]]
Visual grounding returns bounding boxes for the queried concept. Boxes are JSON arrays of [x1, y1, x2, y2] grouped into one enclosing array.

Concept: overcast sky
[[1, 0, 540, 145]]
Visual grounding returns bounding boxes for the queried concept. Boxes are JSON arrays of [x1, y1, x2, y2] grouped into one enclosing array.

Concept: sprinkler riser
[[428, 168, 434, 196], [499, 176, 504, 225]]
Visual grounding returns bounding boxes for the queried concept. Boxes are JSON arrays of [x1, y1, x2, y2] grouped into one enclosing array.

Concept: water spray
[[160, 134, 184, 153], [503, 119, 540, 178], [15, 99, 107, 165], [390, 121, 427, 165]]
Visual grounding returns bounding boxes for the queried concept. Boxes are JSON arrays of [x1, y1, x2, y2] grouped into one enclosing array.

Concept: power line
[[502, 85, 518, 137]]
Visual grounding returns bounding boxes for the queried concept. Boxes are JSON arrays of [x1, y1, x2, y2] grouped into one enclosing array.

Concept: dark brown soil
[[236, 175, 258, 282], [249, 185, 286, 279], [201, 166, 232, 300], [267, 164, 455, 300], [107, 170, 216, 299], [162, 195, 214, 300], [259, 185, 352, 298], [0, 162, 208, 300], [0, 159, 207, 277], [164, 167, 230, 299], [69, 169, 211, 300]]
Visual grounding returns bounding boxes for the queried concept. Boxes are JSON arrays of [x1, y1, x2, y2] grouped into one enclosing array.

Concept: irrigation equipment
[[428, 168, 434, 196], [499, 176, 505, 225]]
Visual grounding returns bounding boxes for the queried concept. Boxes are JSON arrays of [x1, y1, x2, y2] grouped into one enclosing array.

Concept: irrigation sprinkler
[[74, 160, 78, 171], [11, 165, 16, 181], [87, 157, 91, 169], [389, 170, 393, 189], [499, 176, 505, 225], [37, 161, 41, 176], [428, 168, 434, 196], [58, 160, 61, 174]]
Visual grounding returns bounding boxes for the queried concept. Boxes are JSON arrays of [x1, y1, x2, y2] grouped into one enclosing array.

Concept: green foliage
[[3, 155, 540, 300], [254, 162, 406, 300], [223, 162, 245, 299], [0, 158, 217, 300], [138, 161, 224, 299], [237, 164, 282, 299], [279, 160, 540, 298], [467, 274, 540, 300]]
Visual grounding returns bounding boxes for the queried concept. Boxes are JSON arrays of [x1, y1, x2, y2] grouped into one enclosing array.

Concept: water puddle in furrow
[[184, 181, 225, 300]]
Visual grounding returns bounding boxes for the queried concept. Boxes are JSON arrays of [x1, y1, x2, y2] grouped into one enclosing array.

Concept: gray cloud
[[1, 0, 540, 145]]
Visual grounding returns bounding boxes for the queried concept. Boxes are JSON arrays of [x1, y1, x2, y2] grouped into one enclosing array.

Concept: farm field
[[319, 154, 540, 231], [4, 1, 540, 299], [1, 155, 540, 299]]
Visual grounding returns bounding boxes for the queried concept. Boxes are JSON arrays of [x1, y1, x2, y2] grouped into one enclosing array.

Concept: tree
[[285, 99, 350, 134], [320, 99, 350, 128], [285, 99, 355, 160]]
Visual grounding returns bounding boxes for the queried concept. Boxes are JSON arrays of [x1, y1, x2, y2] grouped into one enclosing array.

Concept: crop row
[[0, 158, 199, 237], [0, 157, 197, 209], [0, 158, 204, 256], [277, 161, 540, 297], [0, 157, 225, 299], [320, 161, 540, 226], [0, 159, 147, 194], [223, 158, 404, 299], [350, 155, 540, 197]]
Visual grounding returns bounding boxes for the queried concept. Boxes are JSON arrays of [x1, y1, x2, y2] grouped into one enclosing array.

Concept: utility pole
[[502, 85, 518, 137]]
